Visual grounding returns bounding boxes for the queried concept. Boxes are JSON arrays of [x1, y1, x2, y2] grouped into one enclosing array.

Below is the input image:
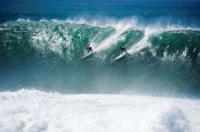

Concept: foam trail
[[128, 25, 165, 55], [0, 89, 200, 132], [128, 31, 150, 54], [93, 31, 123, 52], [114, 27, 153, 60], [93, 22, 133, 53]]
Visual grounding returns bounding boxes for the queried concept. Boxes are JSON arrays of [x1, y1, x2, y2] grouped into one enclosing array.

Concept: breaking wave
[[0, 18, 200, 96], [0, 19, 199, 62]]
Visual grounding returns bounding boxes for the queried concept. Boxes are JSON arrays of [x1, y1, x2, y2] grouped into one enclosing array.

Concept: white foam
[[93, 28, 126, 53], [0, 89, 200, 132]]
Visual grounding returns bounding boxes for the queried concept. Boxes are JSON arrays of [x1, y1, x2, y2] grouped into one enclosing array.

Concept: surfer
[[120, 46, 127, 54], [85, 44, 93, 53]]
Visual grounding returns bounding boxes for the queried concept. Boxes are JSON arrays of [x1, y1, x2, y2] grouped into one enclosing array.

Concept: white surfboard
[[114, 52, 127, 61], [80, 52, 94, 60]]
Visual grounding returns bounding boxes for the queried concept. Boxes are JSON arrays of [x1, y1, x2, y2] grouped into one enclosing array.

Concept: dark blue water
[[0, 0, 200, 23]]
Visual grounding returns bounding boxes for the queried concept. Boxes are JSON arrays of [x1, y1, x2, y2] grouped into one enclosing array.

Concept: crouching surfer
[[120, 46, 127, 54], [85, 44, 93, 53]]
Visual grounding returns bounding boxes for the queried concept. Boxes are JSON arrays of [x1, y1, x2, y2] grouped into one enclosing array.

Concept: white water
[[0, 89, 200, 132]]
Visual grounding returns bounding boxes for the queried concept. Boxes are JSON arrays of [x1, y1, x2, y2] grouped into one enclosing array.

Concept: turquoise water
[[0, 0, 200, 97]]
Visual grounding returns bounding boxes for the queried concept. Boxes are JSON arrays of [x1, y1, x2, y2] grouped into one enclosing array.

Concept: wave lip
[[0, 89, 200, 132]]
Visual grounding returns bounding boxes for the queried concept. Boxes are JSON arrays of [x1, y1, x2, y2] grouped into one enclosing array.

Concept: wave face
[[0, 89, 200, 132], [0, 19, 200, 96]]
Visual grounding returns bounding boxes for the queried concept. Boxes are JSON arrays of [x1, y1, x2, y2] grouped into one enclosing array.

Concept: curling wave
[[0, 19, 200, 96], [0, 19, 199, 62]]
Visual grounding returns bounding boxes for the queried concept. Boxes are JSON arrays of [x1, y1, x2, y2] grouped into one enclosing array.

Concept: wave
[[1, 18, 199, 62], [0, 89, 199, 132], [0, 19, 200, 96]]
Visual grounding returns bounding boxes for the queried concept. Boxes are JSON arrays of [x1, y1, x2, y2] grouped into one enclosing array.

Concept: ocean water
[[0, 0, 200, 131]]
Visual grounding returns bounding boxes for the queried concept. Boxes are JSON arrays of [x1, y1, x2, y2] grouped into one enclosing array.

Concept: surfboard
[[80, 52, 94, 60], [114, 52, 127, 61]]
